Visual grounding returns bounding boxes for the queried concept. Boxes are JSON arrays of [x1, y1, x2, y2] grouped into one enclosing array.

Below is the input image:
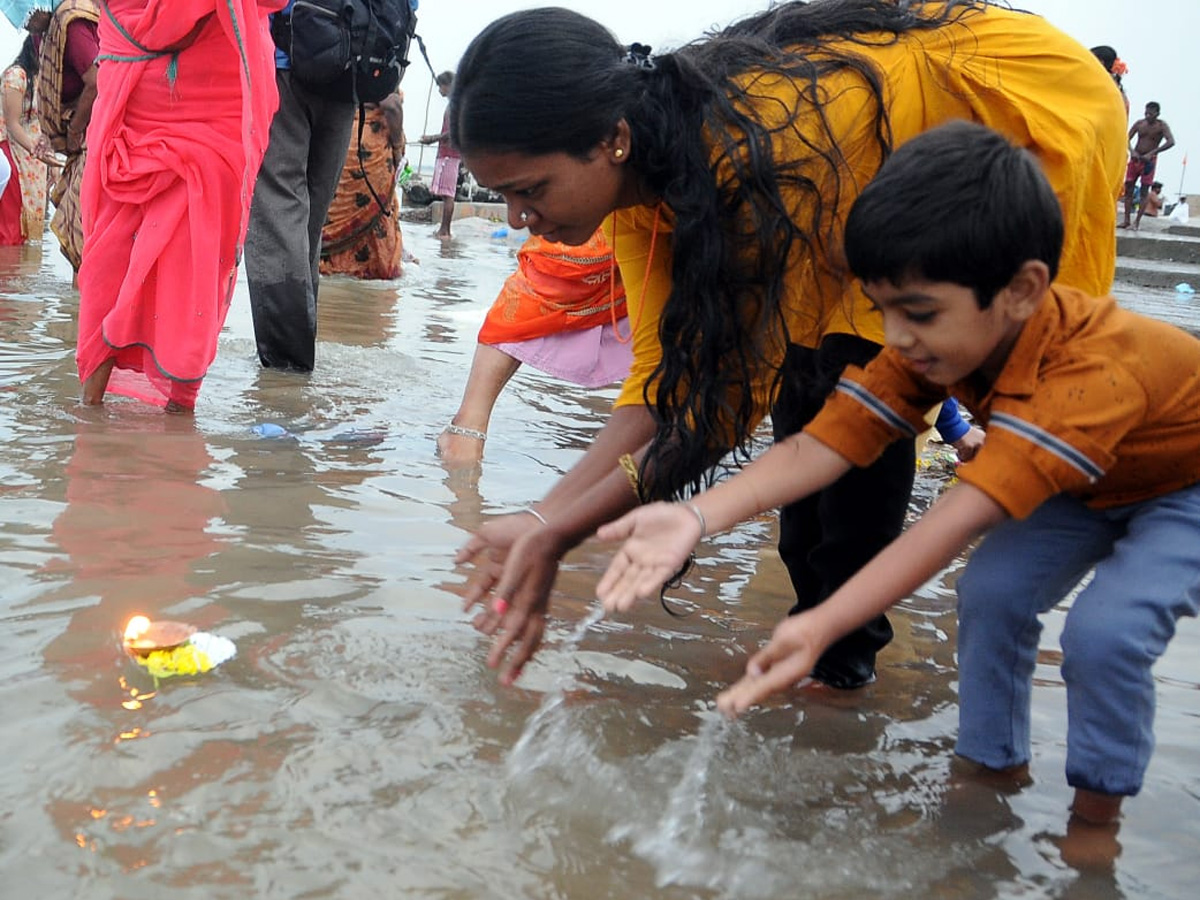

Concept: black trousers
[[770, 335, 915, 688], [245, 71, 357, 371]]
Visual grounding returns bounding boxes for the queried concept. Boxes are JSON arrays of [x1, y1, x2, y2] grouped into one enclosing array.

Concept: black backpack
[[272, 0, 417, 104]]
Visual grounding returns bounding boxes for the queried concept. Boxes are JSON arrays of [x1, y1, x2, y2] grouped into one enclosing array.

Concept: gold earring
[[614, 148, 625, 159]]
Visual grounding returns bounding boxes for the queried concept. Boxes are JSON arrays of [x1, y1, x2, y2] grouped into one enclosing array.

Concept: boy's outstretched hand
[[595, 502, 703, 613], [716, 611, 829, 717]]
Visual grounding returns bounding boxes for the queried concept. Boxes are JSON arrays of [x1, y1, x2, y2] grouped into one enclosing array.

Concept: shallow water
[[0, 223, 1196, 900]]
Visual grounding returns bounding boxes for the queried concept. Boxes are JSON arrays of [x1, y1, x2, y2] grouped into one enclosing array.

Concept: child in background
[[932, 397, 984, 461], [419, 71, 460, 240], [596, 121, 1200, 827]]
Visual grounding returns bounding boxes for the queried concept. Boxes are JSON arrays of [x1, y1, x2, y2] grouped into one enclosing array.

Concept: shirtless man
[[1122, 102, 1175, 229]]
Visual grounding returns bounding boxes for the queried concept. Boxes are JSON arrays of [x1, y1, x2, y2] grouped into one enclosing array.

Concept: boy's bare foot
[[1053, 815, 1122, 871], [1070, 787, 1123, 824], [949, 755, 1033, 793], [434, 230, 452, 241], [1117, 221, 1129, 229]]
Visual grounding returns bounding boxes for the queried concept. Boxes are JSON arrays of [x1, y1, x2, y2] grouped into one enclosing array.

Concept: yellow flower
[[136, 644, 214, 679]]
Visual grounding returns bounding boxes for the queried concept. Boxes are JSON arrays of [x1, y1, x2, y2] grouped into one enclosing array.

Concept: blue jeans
[[955, 484, 1200, 796]]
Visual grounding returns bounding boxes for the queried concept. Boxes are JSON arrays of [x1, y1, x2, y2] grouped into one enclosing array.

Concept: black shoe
[[810, 665, 877, 690]]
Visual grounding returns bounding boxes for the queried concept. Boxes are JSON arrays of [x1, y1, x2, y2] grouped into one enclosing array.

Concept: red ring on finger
[[492, 598, 510, 616]]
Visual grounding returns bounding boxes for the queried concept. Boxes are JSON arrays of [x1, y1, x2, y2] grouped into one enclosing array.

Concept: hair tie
[[625, 43, 655, 71]]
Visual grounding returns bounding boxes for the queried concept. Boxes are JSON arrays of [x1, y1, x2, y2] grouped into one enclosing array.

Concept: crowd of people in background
[[0, 5, 1183, 407]]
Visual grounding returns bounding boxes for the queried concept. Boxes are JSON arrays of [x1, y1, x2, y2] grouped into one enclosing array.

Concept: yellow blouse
[[609, 3, 1126, 418]]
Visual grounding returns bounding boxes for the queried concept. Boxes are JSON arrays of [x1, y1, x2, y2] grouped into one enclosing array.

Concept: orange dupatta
[[477, 229, 627, 345]]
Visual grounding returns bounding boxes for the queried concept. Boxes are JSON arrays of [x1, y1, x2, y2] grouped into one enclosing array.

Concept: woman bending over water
[[450, 0, 1126, 686]]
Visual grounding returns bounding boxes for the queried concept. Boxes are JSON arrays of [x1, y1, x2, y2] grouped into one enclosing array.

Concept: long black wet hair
[[451, 0, 987, 500]]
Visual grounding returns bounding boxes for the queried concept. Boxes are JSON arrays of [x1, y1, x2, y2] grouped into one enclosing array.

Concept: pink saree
[[76, 0, 284, 409]]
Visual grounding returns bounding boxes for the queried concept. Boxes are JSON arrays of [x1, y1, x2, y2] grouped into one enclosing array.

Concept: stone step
[[1113, 281, 1200, 337], [1116, 232, 1200, 265], [1166, 224, 1200, 239], [1115, 255, 1200, 291]]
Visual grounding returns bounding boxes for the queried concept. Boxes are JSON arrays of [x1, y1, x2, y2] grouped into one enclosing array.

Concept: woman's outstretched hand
[[455, 512, 541, 610], [456, 512, 567, 685], [715, 611, 829, 717], [595, 502, 702, 613]]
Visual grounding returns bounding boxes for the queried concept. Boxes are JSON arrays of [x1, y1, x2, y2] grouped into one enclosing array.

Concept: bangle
[[522, 507, 547, 526], [443, 423, 486, 441], [617, 452, 640, 498], [685, 502, 707, 539]]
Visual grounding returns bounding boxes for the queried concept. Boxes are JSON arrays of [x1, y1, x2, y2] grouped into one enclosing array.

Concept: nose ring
[[519, 211, 529, 223]]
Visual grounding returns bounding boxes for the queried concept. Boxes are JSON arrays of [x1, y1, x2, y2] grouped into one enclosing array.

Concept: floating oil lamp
[[123, 615, 196, 653], [122, 615, 236, 680]]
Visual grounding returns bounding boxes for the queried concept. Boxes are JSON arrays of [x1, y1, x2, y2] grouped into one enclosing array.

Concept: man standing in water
[[1121, 101, 1175, 230]]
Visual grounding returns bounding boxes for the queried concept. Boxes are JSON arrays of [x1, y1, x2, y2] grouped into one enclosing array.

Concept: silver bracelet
[[685, 502, 707, 538], [443, 423, 486, 441], [522, 507, 548, 526]]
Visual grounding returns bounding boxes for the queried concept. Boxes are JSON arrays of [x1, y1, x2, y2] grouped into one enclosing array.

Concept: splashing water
[[506, 604, 606, 773], [607, 711, 734, 890]]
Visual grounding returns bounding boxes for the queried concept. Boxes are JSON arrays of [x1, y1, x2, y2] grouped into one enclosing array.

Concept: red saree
[[0, 141, 21, 245], [76, 0, 283, 409]]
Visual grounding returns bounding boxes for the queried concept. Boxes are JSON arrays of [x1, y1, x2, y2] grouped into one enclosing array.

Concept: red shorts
[[1125, 155, 1156, 186]]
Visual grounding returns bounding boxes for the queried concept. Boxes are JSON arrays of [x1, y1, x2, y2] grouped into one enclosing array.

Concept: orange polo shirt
[[805, 285, 1200, 518], [610, 3, 1126, 418]]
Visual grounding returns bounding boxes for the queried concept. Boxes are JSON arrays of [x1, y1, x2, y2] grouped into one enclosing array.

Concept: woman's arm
[[456, 404, 658, 684], [596, 432, 852, 610], [66, 63, 98, 153], [2, 86, 36, 154], [379, 92, 405, 158], [438, 343, 522, 464]]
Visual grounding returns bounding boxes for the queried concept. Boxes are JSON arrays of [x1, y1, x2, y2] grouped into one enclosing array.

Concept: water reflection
[[0, 222, 1193, 898], [40, 415, 226, 704]]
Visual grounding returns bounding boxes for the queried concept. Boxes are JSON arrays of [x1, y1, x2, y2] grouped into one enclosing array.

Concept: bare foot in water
[[1054, 814, 1123, 871], [1070, 788, 1123, 825], [949, 756, 1034, 793], [80, 358, 116, 405]]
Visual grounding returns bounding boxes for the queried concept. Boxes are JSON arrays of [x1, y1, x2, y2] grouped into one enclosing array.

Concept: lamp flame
[[124, 616, 151, 644]]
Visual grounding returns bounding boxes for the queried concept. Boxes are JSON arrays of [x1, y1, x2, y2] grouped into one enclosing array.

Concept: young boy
[[596, 121, 1200, 825]]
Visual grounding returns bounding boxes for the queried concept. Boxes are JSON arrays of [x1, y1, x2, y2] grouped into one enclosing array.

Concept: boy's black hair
[[1146, 101, 1161, 114], [844, 120, 1063, 308]]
